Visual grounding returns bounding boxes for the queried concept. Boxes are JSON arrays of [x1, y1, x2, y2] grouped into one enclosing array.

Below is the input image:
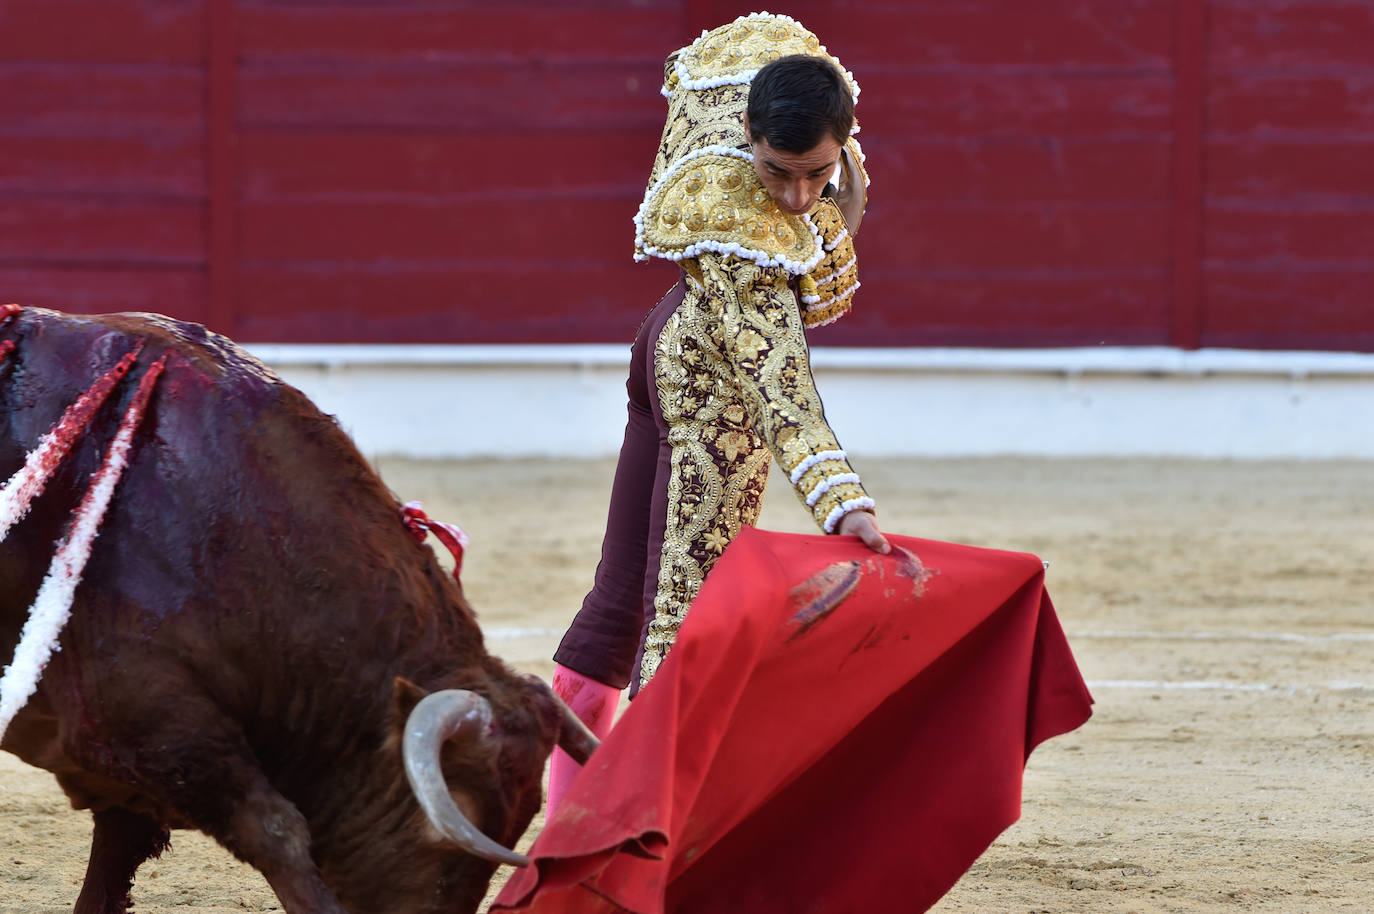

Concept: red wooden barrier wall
[[1, 0, 1371, 350]]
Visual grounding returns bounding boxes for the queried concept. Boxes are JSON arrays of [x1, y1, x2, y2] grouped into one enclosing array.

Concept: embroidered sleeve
[[697, 253, 875, 532]]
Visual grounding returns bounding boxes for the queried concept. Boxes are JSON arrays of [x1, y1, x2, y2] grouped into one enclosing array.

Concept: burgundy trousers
[[553, 281, 687, 693]]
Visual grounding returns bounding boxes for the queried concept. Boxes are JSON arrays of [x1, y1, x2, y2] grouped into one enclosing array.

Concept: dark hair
[[746, 55, 854, 152]]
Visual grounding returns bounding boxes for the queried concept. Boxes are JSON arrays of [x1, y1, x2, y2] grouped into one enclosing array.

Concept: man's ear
[[742, 112, 752, 143]]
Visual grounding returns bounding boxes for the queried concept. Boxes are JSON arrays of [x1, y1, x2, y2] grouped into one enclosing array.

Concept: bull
[[0, 305, 596, 914]]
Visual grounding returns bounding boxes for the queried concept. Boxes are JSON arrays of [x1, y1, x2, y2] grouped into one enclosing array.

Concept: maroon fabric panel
[[553, 282, 684, 690]]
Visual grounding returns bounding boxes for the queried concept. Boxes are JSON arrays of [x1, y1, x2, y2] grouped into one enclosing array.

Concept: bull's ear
[[392, 677, 429, 719]]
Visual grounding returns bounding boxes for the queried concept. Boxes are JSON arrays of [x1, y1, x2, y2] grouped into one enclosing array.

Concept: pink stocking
[[547, 664, 620, 815]]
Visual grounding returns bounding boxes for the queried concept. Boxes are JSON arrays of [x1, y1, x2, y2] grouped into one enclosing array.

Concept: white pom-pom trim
[[789, 448, 848, 484], [807, 279, 860, 312], [805, 472, 863, 507], [823, 496, 877, 533], [804, 308, 850, 328], [848, 137, 871, 187], [811, 254, 857, 289]]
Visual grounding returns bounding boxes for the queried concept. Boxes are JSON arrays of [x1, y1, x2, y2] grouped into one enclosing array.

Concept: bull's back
[[0, 308, 455, 764], [1, 308, 293, 626]]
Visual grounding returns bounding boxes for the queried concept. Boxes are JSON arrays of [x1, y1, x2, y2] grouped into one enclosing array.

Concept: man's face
[[747, 124, 842, 217]]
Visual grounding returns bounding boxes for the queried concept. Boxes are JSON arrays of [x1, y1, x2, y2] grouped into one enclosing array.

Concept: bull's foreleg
[[213, 778, 351, 914], [75, 693, 352, 914], [146, 751, 350, 913], [73, 807, 170, 914]]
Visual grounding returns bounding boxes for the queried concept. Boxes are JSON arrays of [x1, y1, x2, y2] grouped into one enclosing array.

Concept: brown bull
[[0, 306, 594, 914]]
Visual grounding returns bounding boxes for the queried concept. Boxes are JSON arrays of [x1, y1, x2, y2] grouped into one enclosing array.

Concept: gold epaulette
[[799, 198, 859, 328], [634, 149, 823, 275], [665, 12, 859, 104]]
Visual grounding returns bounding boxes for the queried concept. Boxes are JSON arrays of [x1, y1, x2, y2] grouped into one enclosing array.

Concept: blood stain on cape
[[784, 560, 863, 642]]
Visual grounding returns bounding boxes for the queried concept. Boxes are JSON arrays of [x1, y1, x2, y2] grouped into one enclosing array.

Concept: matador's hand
[[837, 510, 890, 555]]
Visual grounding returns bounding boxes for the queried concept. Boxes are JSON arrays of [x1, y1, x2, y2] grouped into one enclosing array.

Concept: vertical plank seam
[[1171, 0, 1207, 350], [684, 0, 715, 42], [208, 0, 237, 338]]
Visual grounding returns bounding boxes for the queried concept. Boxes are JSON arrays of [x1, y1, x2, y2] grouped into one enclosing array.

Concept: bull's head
[[399, 679, 598, 867], [305, 675, 598, 913]]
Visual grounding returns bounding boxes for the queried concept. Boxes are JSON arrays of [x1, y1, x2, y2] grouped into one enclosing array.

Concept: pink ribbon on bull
[[400, 501, 470, 580]]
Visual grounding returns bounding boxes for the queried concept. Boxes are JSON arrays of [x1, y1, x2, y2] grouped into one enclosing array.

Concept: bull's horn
[[536, 678, 600, 766], [402, 690, 529, 867]]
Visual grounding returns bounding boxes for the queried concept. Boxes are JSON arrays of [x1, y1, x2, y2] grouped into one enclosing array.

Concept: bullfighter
[[549, 13, 891, 809]]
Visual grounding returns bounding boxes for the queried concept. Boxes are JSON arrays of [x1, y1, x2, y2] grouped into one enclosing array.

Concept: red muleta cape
[[495, 528, 1093, 913]]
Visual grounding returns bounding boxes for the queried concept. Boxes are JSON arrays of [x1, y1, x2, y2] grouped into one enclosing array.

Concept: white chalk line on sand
[[486, 626, 1374, 640], [484, 626, 1374, 645], [1077, 630, 1374, 694], [485, 626, 563, 641], [1087, 680, 1374, 695], [1072, 630, 1374, 644], [483, 627, 1374, 693]]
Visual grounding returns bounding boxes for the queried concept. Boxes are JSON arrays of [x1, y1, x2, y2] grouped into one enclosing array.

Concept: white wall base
[[246, 345, 1374, 460]]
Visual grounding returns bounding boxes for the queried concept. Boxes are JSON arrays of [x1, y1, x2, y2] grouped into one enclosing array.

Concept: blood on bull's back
[[0, 306, 593, 914]]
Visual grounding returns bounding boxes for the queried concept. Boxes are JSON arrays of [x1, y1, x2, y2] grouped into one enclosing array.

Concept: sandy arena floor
[[2, 456, 1371, 913]]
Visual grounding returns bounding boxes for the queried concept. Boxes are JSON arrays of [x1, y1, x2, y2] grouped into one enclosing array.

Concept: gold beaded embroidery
[[639, 253, 871, 688], [799, 198, 860, 328]]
